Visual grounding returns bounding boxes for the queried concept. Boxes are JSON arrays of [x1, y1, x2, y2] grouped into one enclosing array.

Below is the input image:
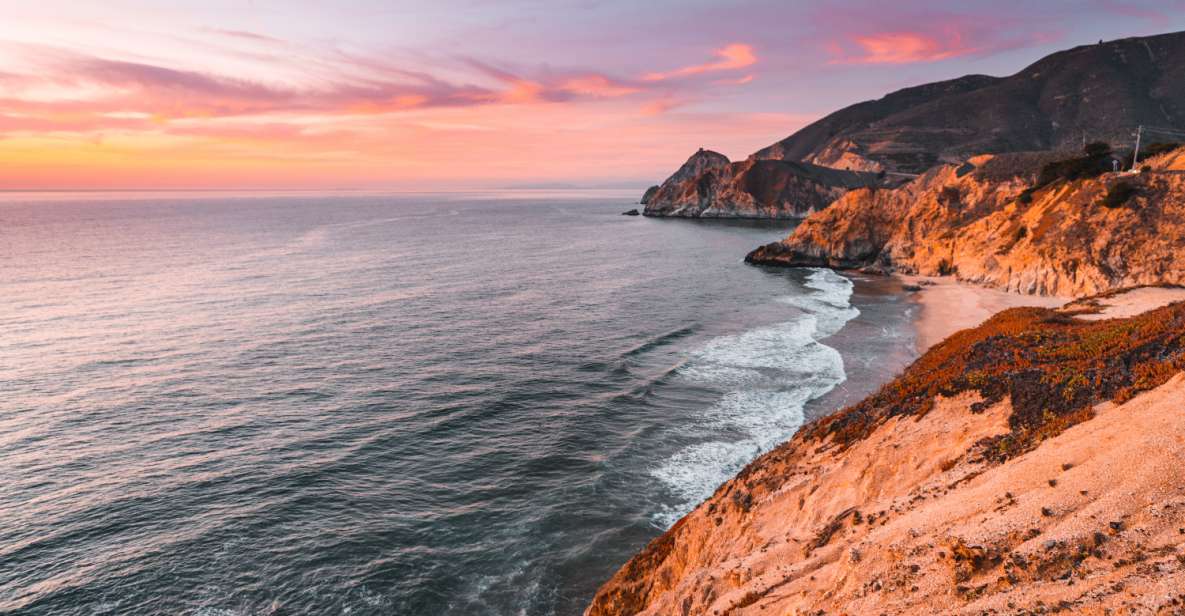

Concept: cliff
[[747, 148, 1185, 297], [641, 149, 877, 219], [587, 289, 1185, 615], [755, 31, 1185, 173]]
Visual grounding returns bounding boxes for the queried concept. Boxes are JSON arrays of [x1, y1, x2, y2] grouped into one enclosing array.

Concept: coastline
[[901, 275, 1067, 352], [586, 286, 1185, 615]]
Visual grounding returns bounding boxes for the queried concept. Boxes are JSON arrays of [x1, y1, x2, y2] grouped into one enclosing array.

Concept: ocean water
[[0, 190, 917, 615]]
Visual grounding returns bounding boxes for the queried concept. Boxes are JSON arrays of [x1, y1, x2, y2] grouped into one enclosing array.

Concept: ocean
[[0, 190, 918, 615]]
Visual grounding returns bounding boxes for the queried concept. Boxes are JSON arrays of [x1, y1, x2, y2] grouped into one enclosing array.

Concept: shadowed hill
[[643, 31, 1185, 217], [756, 31, 1185, 173]]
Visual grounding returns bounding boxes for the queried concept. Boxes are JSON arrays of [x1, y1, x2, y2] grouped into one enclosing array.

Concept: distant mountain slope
[[756, 31, 1185, 173], [641, 30, 1185, 216]]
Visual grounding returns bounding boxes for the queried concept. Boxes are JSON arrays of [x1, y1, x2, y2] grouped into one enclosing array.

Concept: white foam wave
[[650, 268, 859, 527], [776, 268, 860, 339]]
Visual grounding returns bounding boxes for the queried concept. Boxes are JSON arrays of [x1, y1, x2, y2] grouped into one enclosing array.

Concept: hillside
[[642, 30, 1185, 217], [746, 147, 1185, 297], [587, 290, 1185, 615], [756, 31, 1185, 173]]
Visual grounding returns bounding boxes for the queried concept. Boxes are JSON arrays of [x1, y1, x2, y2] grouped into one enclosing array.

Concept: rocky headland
[[746, 147, 1185, 297], [640, 149, 878, 219]]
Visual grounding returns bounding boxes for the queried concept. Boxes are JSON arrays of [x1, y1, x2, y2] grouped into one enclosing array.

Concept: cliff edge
[[641, 149, 877, 219], [587, 289, 1185, 615], [747, 148, 1185, 297]]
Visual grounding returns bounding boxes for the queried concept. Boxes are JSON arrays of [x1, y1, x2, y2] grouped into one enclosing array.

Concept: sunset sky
[[1, 0, 1182, 189]]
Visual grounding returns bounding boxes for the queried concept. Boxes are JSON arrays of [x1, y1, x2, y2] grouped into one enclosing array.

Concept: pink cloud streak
[[643, 43, 756, 81]]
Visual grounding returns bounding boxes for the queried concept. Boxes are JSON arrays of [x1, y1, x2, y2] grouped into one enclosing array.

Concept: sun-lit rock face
[[641, 150, 878, 219], [747, 149, 1185, 298], [587, 297, 1185, 615]]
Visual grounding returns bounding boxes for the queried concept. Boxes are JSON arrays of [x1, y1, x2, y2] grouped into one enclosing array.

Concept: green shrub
[[1083, 141, 1112, 158], [1121, 143, 1181, 169], [939, 185, 961, 206], [1143, 142, 1180, 159], [1102, 181, 1139, 208]]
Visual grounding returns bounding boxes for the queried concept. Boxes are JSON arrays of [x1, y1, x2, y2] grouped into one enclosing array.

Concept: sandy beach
[[901, 275, 1066, 352]]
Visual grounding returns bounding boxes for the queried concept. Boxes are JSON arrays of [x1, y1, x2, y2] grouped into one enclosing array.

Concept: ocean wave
[[650, 269, 859, 527]]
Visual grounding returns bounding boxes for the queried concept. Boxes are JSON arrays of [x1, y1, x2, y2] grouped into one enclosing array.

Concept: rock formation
[[641, 149, 878, 219], [747, 149, 1185, 297], [587, 292, 1185, 615]]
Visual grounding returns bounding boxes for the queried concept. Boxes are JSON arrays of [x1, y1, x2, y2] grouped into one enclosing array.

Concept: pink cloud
[[714, 74, 754, 86], [839, 31, 970, 64], [808, 3, 1062, 66], [642, 43, 756, 81]]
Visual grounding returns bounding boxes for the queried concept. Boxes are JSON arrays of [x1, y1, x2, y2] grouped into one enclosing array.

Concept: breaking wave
[[650, 269, 859, 527]]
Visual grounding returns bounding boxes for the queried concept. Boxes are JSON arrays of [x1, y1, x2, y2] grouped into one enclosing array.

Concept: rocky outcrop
[[588, 294, 1185, 615], [642, 152, 878, 219], [747, 149, 1185, 297], [755, 31, 1185, 173], [640, 185, 659, 205]]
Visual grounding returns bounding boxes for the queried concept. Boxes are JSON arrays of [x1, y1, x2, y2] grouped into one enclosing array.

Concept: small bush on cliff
[[939, 185, 962, 207], [1102, 181, 1139, 208], [1083, 141, 1112, 158], [1122, 142, 1181, 168], [1035, 143, 1113, 188]]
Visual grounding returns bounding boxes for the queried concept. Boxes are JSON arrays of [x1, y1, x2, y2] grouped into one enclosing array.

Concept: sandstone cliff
[[587, 290, 1185, 615], [642, 150, 877, 219], [747, 149, 1185, 297]]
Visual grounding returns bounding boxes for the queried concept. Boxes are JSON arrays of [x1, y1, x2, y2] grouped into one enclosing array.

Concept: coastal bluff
[[747, 149, 1185, 298], [587, 289, 1185, 615], [640, 149, 876, 219]]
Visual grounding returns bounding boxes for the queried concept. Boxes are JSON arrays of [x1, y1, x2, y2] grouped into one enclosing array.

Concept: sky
[[0, 0, 1183, 190]]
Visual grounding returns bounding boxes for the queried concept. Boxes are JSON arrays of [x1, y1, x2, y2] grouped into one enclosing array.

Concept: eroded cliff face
[[587, 295, 1185, 615], [748, 150, 1185, 297], [642, 152, 877, 219]]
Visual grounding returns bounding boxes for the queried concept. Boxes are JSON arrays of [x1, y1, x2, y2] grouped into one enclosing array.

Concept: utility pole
[[1131, 125, 1143, 171]]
